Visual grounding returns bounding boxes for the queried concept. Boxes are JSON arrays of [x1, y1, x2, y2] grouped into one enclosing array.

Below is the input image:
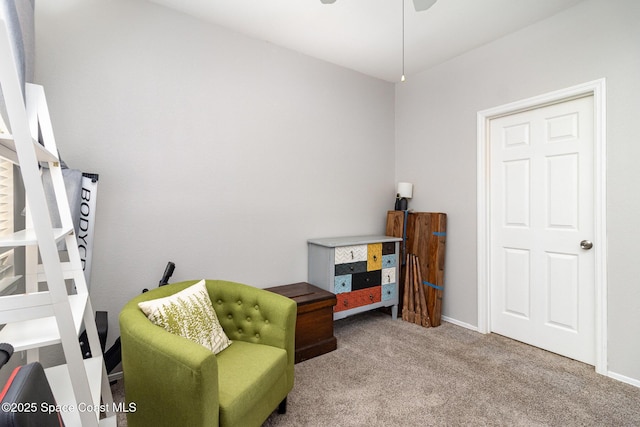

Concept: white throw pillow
[[138, 279, 231, 354]]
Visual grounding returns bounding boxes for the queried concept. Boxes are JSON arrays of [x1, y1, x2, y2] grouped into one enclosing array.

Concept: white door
[[489, 95, 595, 365]]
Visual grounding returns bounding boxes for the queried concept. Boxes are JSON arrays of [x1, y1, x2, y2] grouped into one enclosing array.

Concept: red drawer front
[[335, 287, 381, 312]]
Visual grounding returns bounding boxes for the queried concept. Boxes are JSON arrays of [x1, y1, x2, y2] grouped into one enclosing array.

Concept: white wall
[[35, 0, 640, 384], [34, 0, 395, 346], [396, 0, 640, 382]]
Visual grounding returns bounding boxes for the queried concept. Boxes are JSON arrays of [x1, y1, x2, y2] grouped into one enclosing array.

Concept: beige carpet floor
[[112, 310, 640, 426]]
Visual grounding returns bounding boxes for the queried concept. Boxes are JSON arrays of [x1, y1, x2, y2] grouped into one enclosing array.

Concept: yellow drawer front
[[367, 243, 382, 271]]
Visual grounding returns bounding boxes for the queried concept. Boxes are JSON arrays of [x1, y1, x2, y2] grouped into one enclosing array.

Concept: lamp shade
[[397, 182, 413, 199]]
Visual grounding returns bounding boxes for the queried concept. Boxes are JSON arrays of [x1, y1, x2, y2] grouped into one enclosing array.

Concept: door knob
[[580, 240, 593, 250]]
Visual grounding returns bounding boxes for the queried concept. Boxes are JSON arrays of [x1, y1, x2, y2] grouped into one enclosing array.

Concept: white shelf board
[[0, 262, 12, 275], [0, 291, 55, 324], [0, 227, 73, 247], [0, 141, 19, 164], [37, 261, 82, 281], [0, 275, 21, 295], [45, 356, 105, 427], [0, 293, 88, 351], [0, 133, 59, 163]]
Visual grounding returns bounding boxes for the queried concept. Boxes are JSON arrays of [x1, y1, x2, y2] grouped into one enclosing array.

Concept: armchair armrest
[[119, 284, 220, 427]]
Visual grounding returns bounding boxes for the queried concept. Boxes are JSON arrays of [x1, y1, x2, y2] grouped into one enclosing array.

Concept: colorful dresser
[[308, 235, 402, 320]]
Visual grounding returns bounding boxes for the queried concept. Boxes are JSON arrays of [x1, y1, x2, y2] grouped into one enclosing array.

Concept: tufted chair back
[[206, 280, 295, 379]]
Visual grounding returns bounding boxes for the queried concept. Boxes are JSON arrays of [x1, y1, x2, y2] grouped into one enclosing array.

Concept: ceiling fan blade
[[413, 0, 437, 12], [319, 0, 436, 10]]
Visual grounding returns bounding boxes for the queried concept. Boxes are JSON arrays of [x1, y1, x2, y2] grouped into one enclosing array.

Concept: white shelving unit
[[0, 17, 115, 427]]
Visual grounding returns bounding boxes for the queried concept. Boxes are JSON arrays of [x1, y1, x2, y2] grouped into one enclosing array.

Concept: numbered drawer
[[381, 283, 397, 301], [334, 275, 352, 294], [367, 243, 382, 271], [382, 241, 396, 255], [381, 267, 396, 285], [382, 254, 396, 269], [335, 261, 367, 276], [335, 245, 367, 264], [352, 270, 381, 290], [335, 287, 382, 312]]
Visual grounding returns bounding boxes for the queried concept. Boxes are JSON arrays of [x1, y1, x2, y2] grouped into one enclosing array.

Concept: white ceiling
[[146, 0, 585, 82]]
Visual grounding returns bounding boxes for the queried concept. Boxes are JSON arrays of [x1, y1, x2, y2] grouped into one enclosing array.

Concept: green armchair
[[119, 279, 297, 427]]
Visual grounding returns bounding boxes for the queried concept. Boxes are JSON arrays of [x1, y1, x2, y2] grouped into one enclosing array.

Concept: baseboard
[[441, 318, 639, 390], [108, 371, 123, 382], [607, 370, 640, 389], [441, 315, 479, 332]]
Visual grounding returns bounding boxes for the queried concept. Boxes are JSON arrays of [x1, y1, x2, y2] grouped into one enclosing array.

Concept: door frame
[[476, 79, 607, 375]]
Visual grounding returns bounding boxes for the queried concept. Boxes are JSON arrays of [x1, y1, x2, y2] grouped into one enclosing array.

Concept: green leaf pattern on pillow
[[138, 280, 231, 354]]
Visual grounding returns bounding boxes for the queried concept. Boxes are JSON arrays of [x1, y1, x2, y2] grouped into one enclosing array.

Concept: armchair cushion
[[137, 279, 231, 354], [216, 341, 287, 426]]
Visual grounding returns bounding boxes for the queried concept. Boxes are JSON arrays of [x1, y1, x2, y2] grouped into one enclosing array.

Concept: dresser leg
[[391, 304, 398, 320]]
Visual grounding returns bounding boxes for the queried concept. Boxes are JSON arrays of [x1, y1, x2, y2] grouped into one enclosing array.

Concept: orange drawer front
[[335, 287, 381, 312]]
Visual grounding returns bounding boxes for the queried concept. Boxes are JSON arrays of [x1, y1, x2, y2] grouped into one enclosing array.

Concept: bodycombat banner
[[78, 173, 98, 287]]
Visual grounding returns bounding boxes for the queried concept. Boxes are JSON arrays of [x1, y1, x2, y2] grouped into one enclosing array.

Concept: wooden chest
[[266, 282, 337, 363]]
